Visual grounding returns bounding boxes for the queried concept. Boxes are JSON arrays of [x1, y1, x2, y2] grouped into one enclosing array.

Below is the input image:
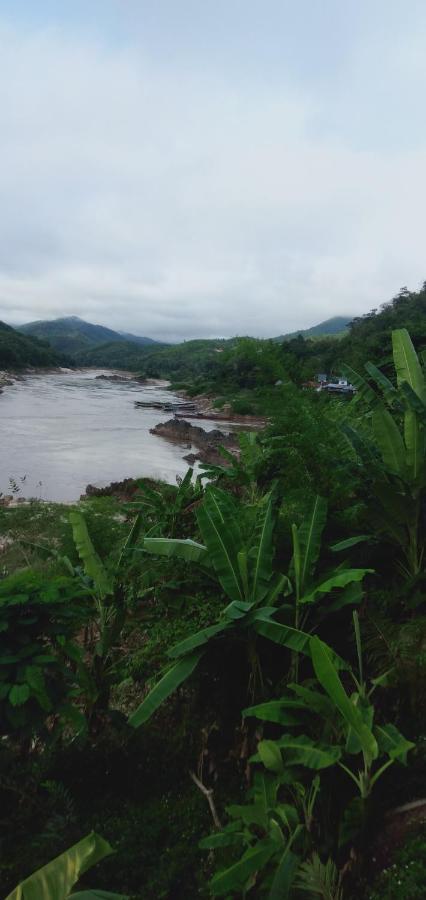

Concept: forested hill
[[18, 316, 158, 356], [129, 284, 426, 386], [274, 315, 351, 341], [0, 321, 67, 369]]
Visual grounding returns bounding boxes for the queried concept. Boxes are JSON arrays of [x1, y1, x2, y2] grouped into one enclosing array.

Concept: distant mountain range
[[274, 316, 352, 342], [0, 313, 355, 373], [17, 316, 159, 356]]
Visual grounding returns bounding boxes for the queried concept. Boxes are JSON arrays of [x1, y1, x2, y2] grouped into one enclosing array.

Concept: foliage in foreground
[[0, 325, 426, 897]]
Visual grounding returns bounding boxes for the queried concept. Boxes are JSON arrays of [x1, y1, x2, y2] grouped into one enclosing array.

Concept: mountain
[[274, 316, 352, 342], [0, 321, 67, 369], [18, 316, 159, 355], [73, 340, 169, 370], [118, 330, 158, 346]]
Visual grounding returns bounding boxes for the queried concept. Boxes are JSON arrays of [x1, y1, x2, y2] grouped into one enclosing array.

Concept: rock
[[151, 418, 239, 466]]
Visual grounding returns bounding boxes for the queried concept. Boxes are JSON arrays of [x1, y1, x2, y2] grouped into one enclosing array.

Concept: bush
[[230, 398, 256, 415]]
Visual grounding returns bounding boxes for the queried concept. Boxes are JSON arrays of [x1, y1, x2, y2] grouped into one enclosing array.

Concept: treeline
[[0, 321, 70, 369], [136, 283, 426, 388]]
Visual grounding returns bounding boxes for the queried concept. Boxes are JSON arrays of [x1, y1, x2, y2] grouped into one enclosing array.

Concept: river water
[[0, 370, 232, 502]]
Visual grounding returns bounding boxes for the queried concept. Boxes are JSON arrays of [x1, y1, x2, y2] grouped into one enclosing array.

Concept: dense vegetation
[[1, 325, 426, 898], [130, 285, 426, 398], [0, 321, 68, 369]]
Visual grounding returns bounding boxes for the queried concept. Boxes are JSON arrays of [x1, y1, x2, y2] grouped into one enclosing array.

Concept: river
[[0, 370, 233, 502]]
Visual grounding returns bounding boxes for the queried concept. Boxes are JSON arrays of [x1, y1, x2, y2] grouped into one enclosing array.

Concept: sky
[[0, 1, 426, 342]]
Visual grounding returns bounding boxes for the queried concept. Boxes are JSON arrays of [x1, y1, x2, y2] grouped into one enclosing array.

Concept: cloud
[[0, 8, 425, 340]]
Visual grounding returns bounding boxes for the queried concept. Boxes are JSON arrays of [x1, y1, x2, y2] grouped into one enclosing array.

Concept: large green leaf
[[210, 839, 276, 896], [374, 723, 415, 764], [404, 408, 425, 482], [372, 408, 407, 478], [69, 511, 112, 596], [310, 637, 378, 761], [258, 735, 340, 770], [117, 513, 143, 571], [330, 535, 371, 552], [143, 537, 208, 564], [128, 651, 202, 727], [258, 740, 285, 773], [250, 495, 274, 603], [364, 361, 398, 406], [242, 699, 302, 725], [342, 365, 382, 408], [392, 328, 426, 403], [301, 568, 372, 605], [253, 616, 312, 655], [298, 496, 327, 594], [6, 832, 114, 900], [268, 849, 299, 900], [168, 621, 229, 658], [197, 489, 244, 603]]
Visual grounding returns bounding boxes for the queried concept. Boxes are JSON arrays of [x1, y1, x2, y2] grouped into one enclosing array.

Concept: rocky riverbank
[[150, 417, 239, 466]]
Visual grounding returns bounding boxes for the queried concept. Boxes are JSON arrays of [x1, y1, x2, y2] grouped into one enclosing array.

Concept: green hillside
[[0, 321, 66, 369], [274, 315, 352, 342], [18, 316, 158, 355], [74, 339, 169, 370]]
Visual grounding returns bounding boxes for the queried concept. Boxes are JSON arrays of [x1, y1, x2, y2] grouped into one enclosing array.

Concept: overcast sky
[[0, 1, 425, 341]]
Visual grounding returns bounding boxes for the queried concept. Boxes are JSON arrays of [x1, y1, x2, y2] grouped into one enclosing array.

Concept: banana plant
[[289, 495, 372, 633], [343, 328, 426, 577], [199, 431, 264, 501], [127, 466, 203, 537], [128, 489, 369, 727], [244, 616, 414, 848], [6, 831, 128, 900], [129, 486, 311, 727], [68, 509, 143, 725], [199, 769, 308, 898]]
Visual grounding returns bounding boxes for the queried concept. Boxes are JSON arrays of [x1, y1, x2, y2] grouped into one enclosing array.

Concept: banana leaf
[[374, 723, 415, 764], [5, 832, 114, 900], [142, 537, 208, 564], [252, 616, 312, 654], [252, 736, 340, 771], [372, 408, 407, 478], [197, 490, 244, 603], [167, 621, 230, 658], [364, 361, 398, 405], [250, 495, 274, 603], [69, 511, 112, 597], [342, 365, 382, 408], [330, 535, 371, 552], [210, 839, 276, 896], [298, 495, 328, 593], [116, 513, 143, 571], [269, 849, 299, 900], [128, 650, 202, 727], [310, 637, 378, 761], [392, 328, 426, 403], [300, 568, 372, 605], [242, 699, 303, 725], [404, 408, 425, 482]]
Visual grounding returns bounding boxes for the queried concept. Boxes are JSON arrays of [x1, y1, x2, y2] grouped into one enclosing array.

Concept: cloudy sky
[[0, 1, 425, 341]]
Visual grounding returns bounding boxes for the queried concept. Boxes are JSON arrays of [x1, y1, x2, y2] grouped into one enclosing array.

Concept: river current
[[0, 370, 231, 502]]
